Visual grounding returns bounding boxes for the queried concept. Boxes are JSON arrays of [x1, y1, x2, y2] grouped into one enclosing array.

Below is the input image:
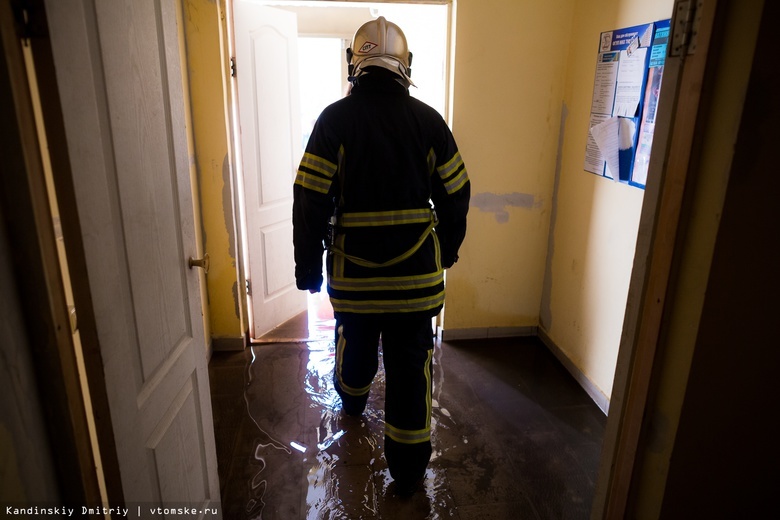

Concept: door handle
[[188, 253, 210, 274]]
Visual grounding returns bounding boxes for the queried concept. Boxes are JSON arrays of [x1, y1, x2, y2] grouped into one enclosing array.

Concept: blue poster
[[585, 20, 670, 188], [632, 19, 670, 188]]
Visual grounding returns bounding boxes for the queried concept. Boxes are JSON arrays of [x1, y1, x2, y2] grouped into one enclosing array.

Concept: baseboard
[[211, 336, 246, 352], [440, 325, 537, 341], [537, 327, 610, 415]]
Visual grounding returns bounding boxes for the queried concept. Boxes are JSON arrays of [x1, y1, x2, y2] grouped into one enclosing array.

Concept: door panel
[[234, 2, 307, 339], [95, 0, 191, 380], [46, 0, 220, 513]]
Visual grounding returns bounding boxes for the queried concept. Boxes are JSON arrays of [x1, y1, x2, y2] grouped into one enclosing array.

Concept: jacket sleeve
[[292, 119, 339, 291], [431, 124, 470, 269]]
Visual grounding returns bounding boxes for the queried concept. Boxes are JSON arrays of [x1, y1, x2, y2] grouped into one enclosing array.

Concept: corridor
[[208, 299, 605, 519]]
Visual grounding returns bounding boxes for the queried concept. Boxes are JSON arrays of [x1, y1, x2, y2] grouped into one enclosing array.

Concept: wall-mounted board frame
[[584, 19, 671, 189]]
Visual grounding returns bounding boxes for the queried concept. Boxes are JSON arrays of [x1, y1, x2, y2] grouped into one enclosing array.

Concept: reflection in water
[[307, 292, 337, 342], [243, 300, 464, 519]]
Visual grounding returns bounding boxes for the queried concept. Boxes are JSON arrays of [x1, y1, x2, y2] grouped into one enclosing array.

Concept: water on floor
[[210, 296, 605, 519]]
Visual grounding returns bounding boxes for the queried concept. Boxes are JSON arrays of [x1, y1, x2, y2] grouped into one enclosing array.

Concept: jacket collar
[[350, 67, 409, 95]]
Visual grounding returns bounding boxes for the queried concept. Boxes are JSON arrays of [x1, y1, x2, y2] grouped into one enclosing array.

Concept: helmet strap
[[346, 47, 356, 81]]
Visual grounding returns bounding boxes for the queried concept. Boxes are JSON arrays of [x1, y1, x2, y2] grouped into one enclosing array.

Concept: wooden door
[[233, 2, 308, 339], [45, 0, 221, 513]]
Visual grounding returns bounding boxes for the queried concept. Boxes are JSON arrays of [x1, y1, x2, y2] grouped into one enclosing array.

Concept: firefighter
[[292, 16, 470, 496]]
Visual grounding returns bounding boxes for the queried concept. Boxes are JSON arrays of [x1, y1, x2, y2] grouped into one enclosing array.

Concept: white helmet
[[346, 16, 414, 87]]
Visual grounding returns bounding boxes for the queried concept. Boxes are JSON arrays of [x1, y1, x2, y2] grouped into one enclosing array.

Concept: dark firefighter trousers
[[333, 311, 434, 485]]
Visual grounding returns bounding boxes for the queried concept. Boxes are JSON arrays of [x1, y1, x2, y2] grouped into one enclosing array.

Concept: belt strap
[[330, 210, 437, 269]]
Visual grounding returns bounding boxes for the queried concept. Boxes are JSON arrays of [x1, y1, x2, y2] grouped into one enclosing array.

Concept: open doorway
[[233, 1, 451, 341]]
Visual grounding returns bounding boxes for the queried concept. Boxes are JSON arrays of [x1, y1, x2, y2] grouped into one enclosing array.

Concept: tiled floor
[[208, 297, 606, 519]]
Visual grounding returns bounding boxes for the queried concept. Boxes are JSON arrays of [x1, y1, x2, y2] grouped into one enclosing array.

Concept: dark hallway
[[208, 299, 605, 519]]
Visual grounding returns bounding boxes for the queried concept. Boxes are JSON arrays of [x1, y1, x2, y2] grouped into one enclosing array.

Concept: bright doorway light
[[374, 3, 448, 115], [298, 37, 344, 148], [294, 2, 449, 132]]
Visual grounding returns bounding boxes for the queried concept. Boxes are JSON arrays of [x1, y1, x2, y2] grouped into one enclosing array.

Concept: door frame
[[1, 0, 118, 506]]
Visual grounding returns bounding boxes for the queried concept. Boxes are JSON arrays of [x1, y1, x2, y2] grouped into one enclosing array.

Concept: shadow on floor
[[209, 308, 605, 519]]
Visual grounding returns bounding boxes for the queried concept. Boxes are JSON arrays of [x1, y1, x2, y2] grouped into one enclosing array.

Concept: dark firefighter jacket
[[293, 67, 470, 317]]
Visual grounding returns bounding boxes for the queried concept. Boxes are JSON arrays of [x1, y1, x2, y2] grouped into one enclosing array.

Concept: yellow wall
[[447, 0, 674, 402], [182, 0, 244, 347], [446, 0, 576, 334], [538, 0, 673, 401]]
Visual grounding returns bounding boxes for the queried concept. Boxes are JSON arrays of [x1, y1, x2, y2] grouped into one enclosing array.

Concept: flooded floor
[[209, 295, 605, 519]]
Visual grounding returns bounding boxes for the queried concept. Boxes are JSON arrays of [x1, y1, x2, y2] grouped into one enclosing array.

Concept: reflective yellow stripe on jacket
[[330, 290, 445, 314], [330, 208, 438, 269], [429, 148, 469, 196], [327, 208, 445, 314], [295, 152, 337, 194], [328, 271, 443, 292], [339, 208, 433, 227]]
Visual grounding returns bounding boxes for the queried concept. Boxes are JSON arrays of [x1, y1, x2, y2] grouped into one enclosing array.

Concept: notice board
[[584, 19, 671, 189]]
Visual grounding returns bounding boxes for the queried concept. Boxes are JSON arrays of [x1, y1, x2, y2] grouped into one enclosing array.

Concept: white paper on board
[[614, 47, 647, 117], [589, 116, 621, 180]]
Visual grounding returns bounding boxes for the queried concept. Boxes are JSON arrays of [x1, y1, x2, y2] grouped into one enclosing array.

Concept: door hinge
[[246, 279, 251, 296], [670, 0, 702, 56], [230, 57, 236, 77], [68, 305, 78, 334]]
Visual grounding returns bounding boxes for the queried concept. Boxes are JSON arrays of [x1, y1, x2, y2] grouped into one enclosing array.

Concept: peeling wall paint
[[222, 154, 236, 259], [183, 0, 242, 341], [470, 192, 541, 223]]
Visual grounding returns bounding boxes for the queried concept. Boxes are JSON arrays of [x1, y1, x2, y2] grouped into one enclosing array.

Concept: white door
[[233, 2, 307, 339], [45, 0, 220, 514]]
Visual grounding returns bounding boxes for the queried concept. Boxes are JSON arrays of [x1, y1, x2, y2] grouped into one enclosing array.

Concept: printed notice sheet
[[591, 52, 619, 115], [584, 113, 611, 174], [614, 47, 648, 117]]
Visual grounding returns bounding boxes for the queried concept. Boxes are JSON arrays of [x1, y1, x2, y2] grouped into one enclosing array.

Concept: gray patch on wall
[[224, 154, 240, 320], [223, 154, 237, 259], [471, 192, 538, 223], [232, 281, 240, 322], [539, 102, 568, 331]]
